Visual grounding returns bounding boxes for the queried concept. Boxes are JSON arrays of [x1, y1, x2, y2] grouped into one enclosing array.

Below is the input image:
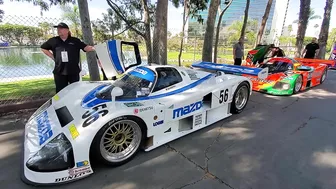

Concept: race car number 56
[[82, 104, 109, 127], [219, 89, 229, 104]]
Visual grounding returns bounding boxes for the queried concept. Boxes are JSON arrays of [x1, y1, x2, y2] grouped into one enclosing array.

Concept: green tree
[[106, 0, 156, 63], [171, 0, 209, 65], [25, 26, 43, 45], [227, 19, 258, 46], [60, 4, 82, 38], [317, 0, 333, 59], [293, 8, 322, 25], [38, 22, 54, 40], [0, 23, 15, 43]]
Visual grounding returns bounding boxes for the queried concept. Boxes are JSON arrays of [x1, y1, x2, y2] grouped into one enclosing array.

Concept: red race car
[[241, 57, 333, 95]]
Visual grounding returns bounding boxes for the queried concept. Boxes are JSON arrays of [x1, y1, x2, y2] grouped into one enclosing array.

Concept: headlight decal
[[26, 133, 75, 172]]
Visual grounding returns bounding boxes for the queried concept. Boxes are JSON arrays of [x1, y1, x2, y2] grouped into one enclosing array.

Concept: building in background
[[187, 0, 289, 45]]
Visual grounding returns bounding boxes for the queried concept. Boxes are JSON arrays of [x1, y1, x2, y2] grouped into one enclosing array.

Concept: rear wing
[[192, 61, 268, 79], [294, 58, 335, 68]]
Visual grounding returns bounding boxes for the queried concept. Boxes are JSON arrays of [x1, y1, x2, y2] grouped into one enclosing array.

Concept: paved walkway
[[1, 70, 336, 189]]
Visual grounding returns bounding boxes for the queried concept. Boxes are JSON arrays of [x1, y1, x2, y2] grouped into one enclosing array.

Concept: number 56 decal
[[219, 89, 229, 104], [82, 104, 109, 127]]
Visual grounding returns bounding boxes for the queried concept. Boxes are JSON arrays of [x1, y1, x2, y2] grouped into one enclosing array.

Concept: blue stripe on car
[[108, 40, 124, 74], [81, 73, 214, 108]]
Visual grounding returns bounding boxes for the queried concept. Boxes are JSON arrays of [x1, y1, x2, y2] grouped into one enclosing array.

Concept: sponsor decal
[[124, 102, 144, 107], [173, 101, 203, 119], [69, 124, 79, 140], [55, 169, 92, 182], [139, 106, 153, 112], [194, 114, 203, 126], [133, 68, 148, 75], [76, 160, 89, 167], [53, 95, 60, 101], [153, 120, 164, 126], [36, 111, 53, 145], [134, 109, 139, 114], [82, 104, 109, 128]]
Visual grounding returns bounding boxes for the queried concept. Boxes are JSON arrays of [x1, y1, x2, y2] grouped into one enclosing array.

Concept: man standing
[[41, 22, 95, 93], [302, 37, 319, 59], [233, 38, 244, 65]]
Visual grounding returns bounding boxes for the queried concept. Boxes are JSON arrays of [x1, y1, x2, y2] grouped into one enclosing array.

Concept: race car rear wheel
[[320, 68, 327, 84], [92, 116, 144, 166], [230, 81, 250, 114], [293, 75, 303, 94]]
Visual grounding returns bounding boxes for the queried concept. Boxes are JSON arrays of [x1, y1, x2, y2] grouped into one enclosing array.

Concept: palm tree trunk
[[295, 0, 311, 57], [178, 0, 189, 66], [240, 0, 250, 45], [317, 0, 333, 59], [202, 0, 220, 62], [255, 0, 273, 46], [153, 0, 168, 65], [214, 0, 233, 63]]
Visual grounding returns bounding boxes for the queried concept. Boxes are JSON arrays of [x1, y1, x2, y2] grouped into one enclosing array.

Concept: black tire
[[230, 81, 250, 114], [320, 68, 327, 84], [293, 74, 303, 94], [91, 116, 146, 166]]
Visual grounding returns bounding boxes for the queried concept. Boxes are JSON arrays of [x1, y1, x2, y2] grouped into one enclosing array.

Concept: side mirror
[[111, 87, 123, 101]]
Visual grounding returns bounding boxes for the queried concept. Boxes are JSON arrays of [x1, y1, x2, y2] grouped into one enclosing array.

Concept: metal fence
[[0, 15, 298, 109]]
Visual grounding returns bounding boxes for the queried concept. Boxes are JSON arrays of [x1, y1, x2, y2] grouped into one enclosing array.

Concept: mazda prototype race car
[[193, 57, 331, 95], [21, 40, 254, 185]]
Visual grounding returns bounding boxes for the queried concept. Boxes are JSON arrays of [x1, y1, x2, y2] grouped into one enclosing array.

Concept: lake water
[[0, 47, 90, 82]]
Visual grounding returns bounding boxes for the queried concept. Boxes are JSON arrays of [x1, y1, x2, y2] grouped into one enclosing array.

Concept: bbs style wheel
[[230, 81, 250, 114], [92, 116, 144, 166], [293, 75, 303, 94]]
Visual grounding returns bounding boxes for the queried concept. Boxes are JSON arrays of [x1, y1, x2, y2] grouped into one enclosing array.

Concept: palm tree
[[202, 0, 220, 62], [295, 0, 311, 57], [240, 0, 250, 45], [317, 0, 334, 59], [60, 4, 81, 38], [293, 8, 322, 26], [255, 0, 273, 46]]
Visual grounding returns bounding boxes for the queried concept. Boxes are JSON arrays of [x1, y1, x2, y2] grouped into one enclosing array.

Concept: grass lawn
[[0, 76, 91, 102]]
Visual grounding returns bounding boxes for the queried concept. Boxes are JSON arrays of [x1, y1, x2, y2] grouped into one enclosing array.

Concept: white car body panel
[[21, 40, 254, 186]]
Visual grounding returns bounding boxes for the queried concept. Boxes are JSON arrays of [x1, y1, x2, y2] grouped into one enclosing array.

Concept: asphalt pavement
[[1, 69, 336, 189]]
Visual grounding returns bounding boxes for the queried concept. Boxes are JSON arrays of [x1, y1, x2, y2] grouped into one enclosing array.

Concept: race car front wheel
[[320, 68, 327, 84], [92, 116, 144, 166], [293, 75, 303, 94], [230, 81, 250, 114]]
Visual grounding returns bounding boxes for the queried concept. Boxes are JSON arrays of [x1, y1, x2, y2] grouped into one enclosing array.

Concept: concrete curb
[[0, 98, 49, 116]]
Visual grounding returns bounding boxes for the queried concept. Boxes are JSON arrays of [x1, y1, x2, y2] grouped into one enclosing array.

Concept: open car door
[[94, 40, 142, 79]]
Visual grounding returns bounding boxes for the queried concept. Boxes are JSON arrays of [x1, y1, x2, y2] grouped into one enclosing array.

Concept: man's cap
[[53, 22, 69, 29]]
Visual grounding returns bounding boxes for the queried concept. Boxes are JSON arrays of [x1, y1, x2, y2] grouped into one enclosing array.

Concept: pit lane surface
[[1, 70, 336, 189]]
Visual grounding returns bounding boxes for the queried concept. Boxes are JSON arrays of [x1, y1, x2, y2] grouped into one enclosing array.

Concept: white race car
[[21, 40, 263, 185]]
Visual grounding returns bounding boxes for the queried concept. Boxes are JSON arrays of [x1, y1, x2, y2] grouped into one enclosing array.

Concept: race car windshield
[[96, 67, 156, 100], [259, 61, 291, 74]]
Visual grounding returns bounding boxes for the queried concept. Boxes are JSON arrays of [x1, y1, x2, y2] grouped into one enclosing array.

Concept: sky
[[0, 0, 335, 37]]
